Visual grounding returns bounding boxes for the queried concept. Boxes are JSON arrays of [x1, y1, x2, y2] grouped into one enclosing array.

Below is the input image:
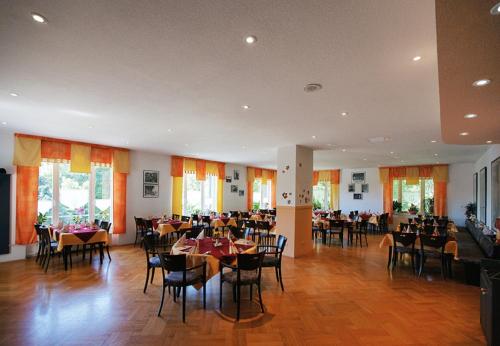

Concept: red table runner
[[54, 226, 99, 243]]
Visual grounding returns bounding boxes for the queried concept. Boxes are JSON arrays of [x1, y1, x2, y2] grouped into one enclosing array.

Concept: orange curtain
[[15, 166, 39, 244], [434, 181, 447, 217], [389, 167, 406, 179], [419, 166, 432, 178], [171, 156, 184, 177], [312, 171, 319, 186], [254, 168, 262, 179], [247, 181, 253, 211], [271, 172, 277, 209], [217, 162, 225, 178], [330, 170, 340, 184], [195, 160, 206, 181], [41, 140, 71, 161], [113, 172, 127, 234], [383, 180, 393, 216], [91, 147, 112, 165]]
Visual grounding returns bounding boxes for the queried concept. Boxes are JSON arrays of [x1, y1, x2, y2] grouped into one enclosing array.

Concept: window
[[37, 162, 112, 225], [182, 173, 218, 215], [252, 179, 271, 210], [313, 181, 330, 210], [392, 179, 434, 214]]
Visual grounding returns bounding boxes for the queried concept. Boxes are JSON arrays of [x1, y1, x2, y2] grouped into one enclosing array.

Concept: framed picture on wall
[[361, 184, 369, 193], [353, 193, 363, 200], [352, 172, 365, 183], [231, 185, 238, 193], [143, 170, 159, 184], [233, 170, 240, 180], [225, 176, 232, 183], [348, 183, 355, 192], [143, 184, 159, 198], [473, 172, 478, 208], [239, 190, 244, 196], [479, 167, 487, 223]]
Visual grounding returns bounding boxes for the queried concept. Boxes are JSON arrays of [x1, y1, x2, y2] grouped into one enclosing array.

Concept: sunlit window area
[[182, 173, 217, 215]]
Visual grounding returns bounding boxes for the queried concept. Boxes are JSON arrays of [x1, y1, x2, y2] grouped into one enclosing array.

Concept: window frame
[[182, 173, 218, 215], [393, 178, 433, 213]]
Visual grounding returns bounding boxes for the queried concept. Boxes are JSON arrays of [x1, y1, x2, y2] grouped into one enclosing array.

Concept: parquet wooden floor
[[0, 235, 485, 346]]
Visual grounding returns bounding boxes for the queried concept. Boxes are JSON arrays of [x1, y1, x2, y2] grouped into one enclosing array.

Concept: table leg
[[99, 243, 104, 264], [63, 246, 68, 271], [387, 246, 392, 269]]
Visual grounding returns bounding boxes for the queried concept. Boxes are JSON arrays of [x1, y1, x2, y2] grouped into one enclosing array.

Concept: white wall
[[473, 145, 500, 227], [339, 167, 383, 214], [115, 150, 172, 245], [448, 163, 473, 226], [223, 163, 247, 212]]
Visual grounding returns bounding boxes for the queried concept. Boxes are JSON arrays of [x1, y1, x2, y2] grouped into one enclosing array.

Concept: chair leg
[[143, 266, 150, 293], [387, 247, 392, 269], [219, 279, 223, 310], [106, 246, 111, 261], [278, 266, 284, 291], [182, 286, 186, 323], [418, 254, 424, 277], [44, 252, 50, 273], [275, 266, 280, 282], [203, 280, 206, 309], [158, 284, 166, 316], [232, 284, 236, 302], [257, 282, 264, 313], [151, 267, 155, 284], [249, 284, 253, 301], [236, 284, 241, 321]]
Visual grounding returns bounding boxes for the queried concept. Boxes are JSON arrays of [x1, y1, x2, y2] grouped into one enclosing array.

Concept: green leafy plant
[[408, 204, 419, 214], [37, 212, 48, 225], [424, 197, 434, 215], [252, 202, 260, 211], [312, 199, 322, 210], [392, 200, 402, 213], [465, 202, 476, 218]]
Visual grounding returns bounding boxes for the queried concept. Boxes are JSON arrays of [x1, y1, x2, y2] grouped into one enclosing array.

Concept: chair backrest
[[277, 234, 287, 253], [143, 232, 159, 255], [393, 232, 417, 247], [268, 209, 276, 216], [172, 214, 180, 220], [419, 234, 447, 250], [259, 209, 268, 215], [39, 226, 51, 245], [181, 215, 190, 222], [237, 252, 265, 271], [436, 225, 448, 236], [191, 214, 199, 221], [409, 223, 419, 233], [34, 224, 42, 236], [100, 221, 111, 232], [221, 212, 229, 218], [320, 212, 329, 219], [158, 253, 187, 272], [240, 212, 250, 219], [400, 222, 409, 231], [202, 215, 211, 223], [423, 225, 435, 235], [329, 219, 344, 229], [230, 211, 239, 218], [134, 217, 145, 230], [94, 219, 101, 227], [245, 220, 256, 229], [256, 221, 270, 231]]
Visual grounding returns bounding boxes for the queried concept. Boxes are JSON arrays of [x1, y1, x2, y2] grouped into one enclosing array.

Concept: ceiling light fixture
[[245, 35, 257, 44], [490, 2, 500, 15], [9, 92, 19, 97], [311, 135, 316, 139], [413, 56, 422, 61], [341, 149, 346, 152], [184, 144, 189, 147], [167, 128, 172, 132], [242, 105, 250, 110], [304, 83, 322, 93], [473, 79, 491, 87], [486, 140, 493, 144], [1, 122, 7, 125], [363, 158, 367, 161], [431, 140, 437, 143], [88, 125, 94, 129], [434, 153, 438, 156], [31, 12, 47, 23], [460, 132, 469, 136], [341, 112, 348, 116], [390, 151, 394, 154], [464, 113, 478, 119]]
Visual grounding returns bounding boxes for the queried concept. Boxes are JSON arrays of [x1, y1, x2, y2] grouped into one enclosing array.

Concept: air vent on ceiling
[[368, 136, 391, 143], [304, 83, 323, 93]]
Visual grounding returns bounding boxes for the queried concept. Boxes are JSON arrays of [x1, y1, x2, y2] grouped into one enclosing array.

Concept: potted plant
[[408, 204, 419, 215], [465, 202, 477, 219], [392, 200, 402, 213], [37, 212, 48, 225], [313, 199, 322, 211]]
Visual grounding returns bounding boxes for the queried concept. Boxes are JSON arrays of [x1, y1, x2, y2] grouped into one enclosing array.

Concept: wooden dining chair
[[99, 221, 112, 261], [157, 253, 206, 322], [418, 234, 448, 279], [391, 232, 417, 272], [143, 233, 162, 293], [219, 252, 265, 321], [328, 220, 344, 247], [258, 235, 287, 291]]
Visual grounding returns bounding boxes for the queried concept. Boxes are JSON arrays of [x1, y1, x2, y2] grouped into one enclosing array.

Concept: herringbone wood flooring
[[0, 235, 485, 345]]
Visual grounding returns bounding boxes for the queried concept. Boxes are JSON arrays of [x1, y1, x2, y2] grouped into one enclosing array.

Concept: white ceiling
[[0, 0, 488, 169]]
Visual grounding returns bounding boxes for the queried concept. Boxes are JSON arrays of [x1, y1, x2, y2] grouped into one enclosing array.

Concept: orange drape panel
[[41, 140, 71, 161], [271, 178, 276, 209], [171, 156, 184, 177], [195, 160, 206, 181], [389, 167, 406, 179], [15, 166, 39, 244], [312, 171, 319, 186], [383, 180, 393, 216], [247, 181, 253, 211], [113, 172, 127, 234], [434, 181, 447, 217], [254, 168, 262, 179], [217, 162, 225, 178], [91, 147, 112, 165], [419, 166, 433, 178], [330, 170, 340, 184]]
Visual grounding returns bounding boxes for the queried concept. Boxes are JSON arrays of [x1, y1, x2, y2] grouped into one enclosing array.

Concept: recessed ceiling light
[[245, 35, 257, 44], [473, 79, 491, 87], [311, 135, 317, 139], [460, 132, 469, 136], [327, 143, 332, 146], [184, 144, 189, 147], [341, 149, 346, 152], [9, 92, 19, 97], [413, 56, 422, 61], [31, 12, 47, 23], [88, 125, 94, 129], [436, 161, 440, 164], [490, 2, 500, 15], [242, 105, 250, 110], [167, 128, 172, 132], [434, 153, 438, 156], [486, 140, 493, 144], [430, 140, 437, 143], [1, 122, 7, 125], [390, 151, 394, 154], [400, 160, 406, 163], [241, 146, 247, 149], [341, 112, 348, 117], [125, 140, 130, 145], [464, 113, 478, 119], [363, 158, 367, 161], [304, 83, 322, 93]]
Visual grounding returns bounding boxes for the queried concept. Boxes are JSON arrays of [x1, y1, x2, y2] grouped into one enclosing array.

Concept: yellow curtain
[[379, 168, 390, 184], [113, 150, 130, 173], [432, 165, 448, 182], [406, 167, 419, 185], [15, 166, 39, 244], [330, 183, 339, 210], [184, 158, 196, 173], [271, 171, 277, 209], [13, 136, 41, 167], [217, 178, 223, 213], [70, 144, 91, 173], [172, 177, 183, 216]]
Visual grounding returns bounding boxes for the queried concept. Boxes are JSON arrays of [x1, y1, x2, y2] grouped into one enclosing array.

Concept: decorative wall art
[[352, 172, 366, 183], [233, 170, 240, 180], [231, 185, 238, 193], [353, 193, 363, 200], [143, 170, 159, 198], [361, 183, 369, 193], [225, 176, 232, 183], [238, 190, 244, 197], [348, 183, 355, 192]]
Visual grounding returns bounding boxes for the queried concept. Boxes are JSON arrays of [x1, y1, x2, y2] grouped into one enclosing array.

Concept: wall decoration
[[144, 170, 159, 184], [361, 183, 369, 193], [473, 172, 478, 208], [352, 172, 365, 183], [225, 176, 232, 183], [233, 170, 240, 180], [479, 167, 487, 222], [231, 185, 238, 193], [348, 183, 355, 192], [238, 190, 244, 197], [144, 184, 159, 198], [353, 193, 363, 200]]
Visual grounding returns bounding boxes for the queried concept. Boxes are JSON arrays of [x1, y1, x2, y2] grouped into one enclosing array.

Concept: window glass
[[253, 179, 261, 210], [392, 180, 399, 202], [203, 175, 217, 213], [94, 166, 111, 221], [401, 180, 420, 212], [183, 173, 218, 215], [423, 179, 434, 214], [313, 182, 330, 209], [38, 162, 54, 225]]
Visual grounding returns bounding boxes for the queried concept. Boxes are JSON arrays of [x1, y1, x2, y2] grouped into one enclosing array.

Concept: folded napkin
[[196, 230, 205, 239], [62, 224, 69, 231], [177, 233, 186, 246]]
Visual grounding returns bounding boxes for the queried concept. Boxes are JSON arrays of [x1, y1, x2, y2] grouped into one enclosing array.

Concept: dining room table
[[171, 236, 257, 286], [51, 225, 109, 269], [156, 219, 192, 237], [210, 217, 237, 229]]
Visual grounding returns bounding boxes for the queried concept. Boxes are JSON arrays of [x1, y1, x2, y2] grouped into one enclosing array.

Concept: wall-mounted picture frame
[[143, 170, 159, 184], [473, 172, 478, 208], [225, 176, 232, 183], [479, 167, 487, 222], [353, 193, 363, 200], [143, 184, 159, 198], [352, 172, 365, 183], [231, 185, 238, 193], [233, 170, 240, 180], [239, 190, 244, 196], [361, 183, 369, 193], [348, 183, 355, 192]]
